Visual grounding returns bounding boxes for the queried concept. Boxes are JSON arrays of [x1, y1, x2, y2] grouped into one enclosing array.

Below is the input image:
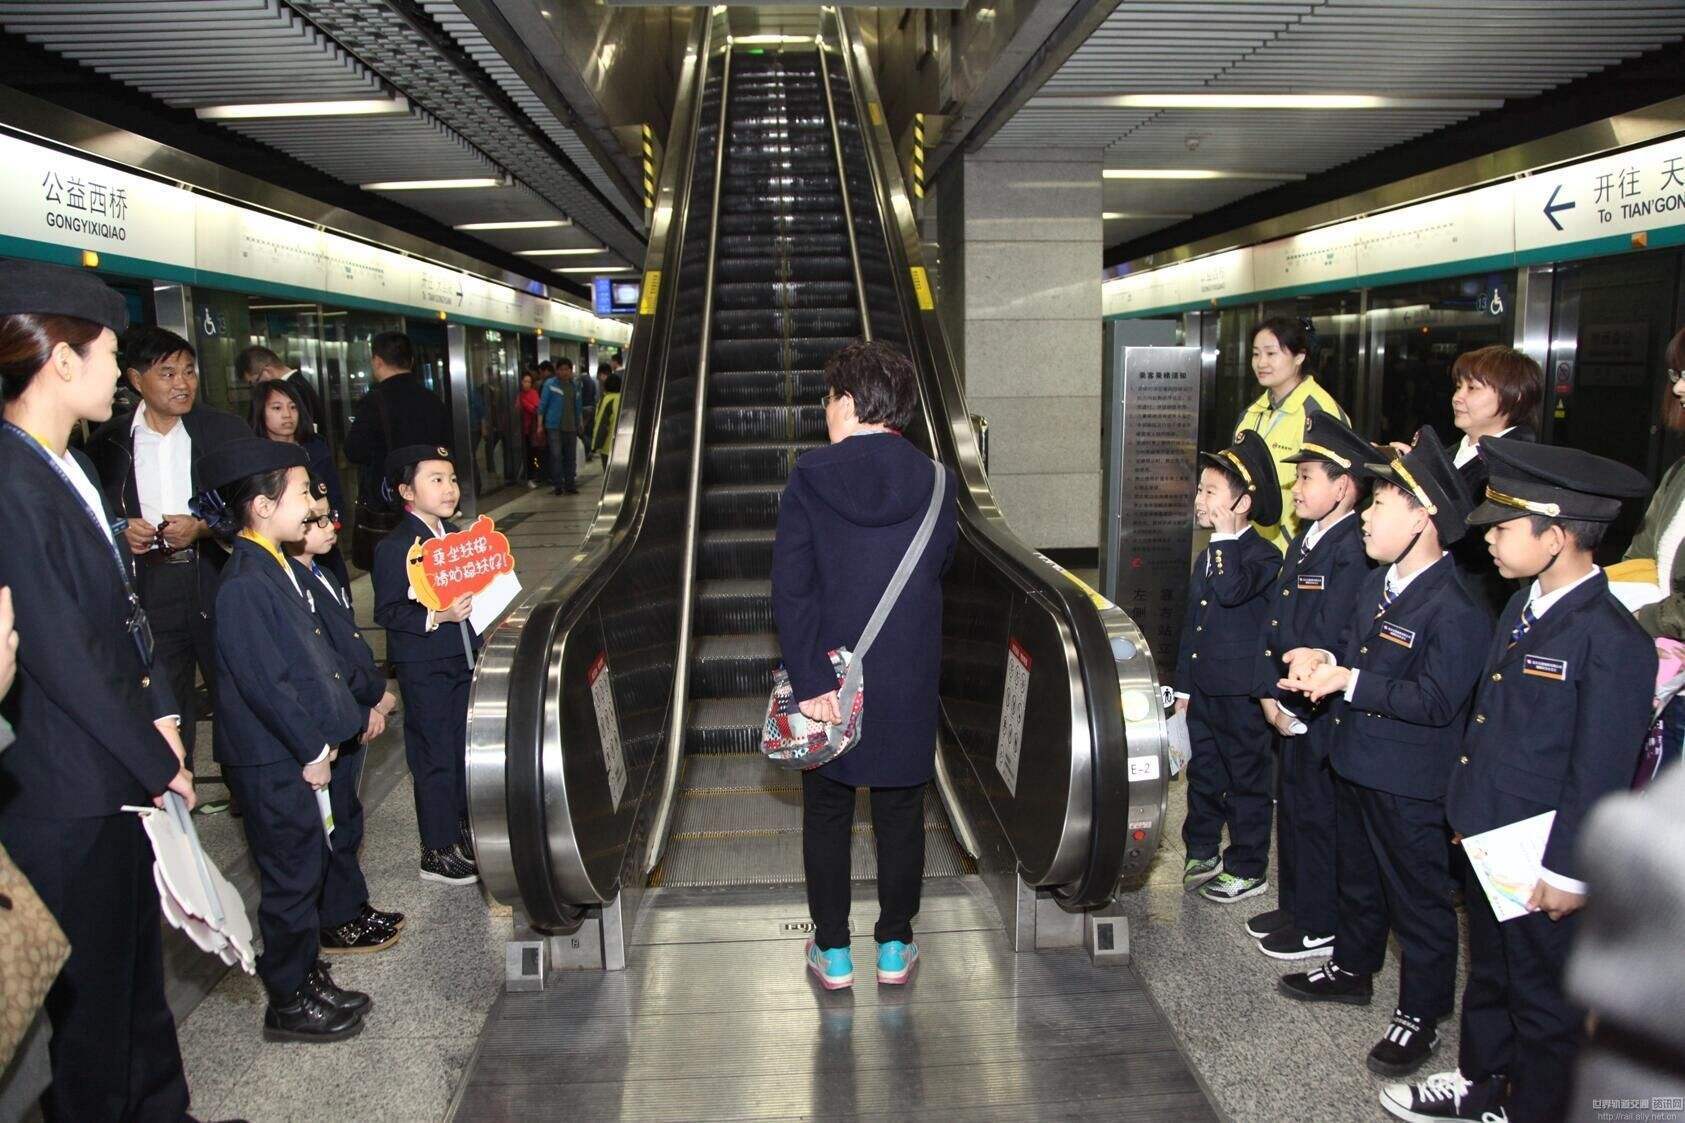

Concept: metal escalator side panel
[[821, 12, 1163, 908], [468, 16, 721, 926]]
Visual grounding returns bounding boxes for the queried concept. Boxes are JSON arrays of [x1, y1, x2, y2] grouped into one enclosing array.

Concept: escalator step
[[684, 696, 771, 754], [691, 634, 781, 698], [701, 484, 784, 528], [721, 173, 840, 195], [717, 193, 845, 214], [709, 369, 827, 405], [712, 309, 859, 342], [696, 578, 774, 634], [698, 528, 776, 579], [706, 404, 826, 443], [717, 212, 844, 236], [715, 234, 851, 260], [711, 336, 858, 369], [703, 441, 825, 486], [715, 257, 854, 285], [713, 281, 855, 311]]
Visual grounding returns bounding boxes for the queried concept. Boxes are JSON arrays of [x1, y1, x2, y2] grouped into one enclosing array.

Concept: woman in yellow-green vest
[[1232, 316, 1349, 551]]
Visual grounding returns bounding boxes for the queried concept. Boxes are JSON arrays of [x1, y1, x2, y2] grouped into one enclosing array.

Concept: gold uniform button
[[1200, 599, 1208, 607], [1282, 589, 1290, 597], [353, 632, 361, 640], [140, 675, 151, 688], [1190, 653, 1199, 660], [1491, 672, 1502, 683], [1459, 755, 1470, 765], [333, 672, 342, 680], [1264, 649, 1273, 657], [314, 627, 322, 636], [1270, 619, 1279, 627], [1360, 646, 1369, 655], [1474, 714, 1486, 724], [1196, 626, 1203, 632], [1334, 717, 1342, 725]]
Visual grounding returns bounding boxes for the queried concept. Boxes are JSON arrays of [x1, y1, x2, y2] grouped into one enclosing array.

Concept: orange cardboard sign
[[405, 515, 516, 611]]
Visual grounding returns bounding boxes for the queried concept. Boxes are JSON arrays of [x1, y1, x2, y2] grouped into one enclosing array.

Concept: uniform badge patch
[[1378, 621, 1416, 648], [1522, 654, 1568, 681], [1297, 574, 1326, 590]]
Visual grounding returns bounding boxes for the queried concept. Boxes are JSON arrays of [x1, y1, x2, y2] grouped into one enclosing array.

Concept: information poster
[[995, 639, 1031, 796], [589, 653, 627, 812]]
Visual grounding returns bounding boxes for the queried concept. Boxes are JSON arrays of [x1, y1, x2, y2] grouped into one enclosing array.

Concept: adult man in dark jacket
[[86, 326, 251, 780], [235, 344, 327, 434], [343, 332, 451, 500]]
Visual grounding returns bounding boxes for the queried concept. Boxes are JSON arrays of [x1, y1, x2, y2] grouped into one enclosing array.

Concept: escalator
[[466, 10, 1170, 943]]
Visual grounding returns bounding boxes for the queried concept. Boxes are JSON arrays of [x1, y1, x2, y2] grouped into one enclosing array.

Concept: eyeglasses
[[305, 512, 340, 530]]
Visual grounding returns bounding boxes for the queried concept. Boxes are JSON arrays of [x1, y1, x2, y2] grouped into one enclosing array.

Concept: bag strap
[[851, 458, 945, 665]]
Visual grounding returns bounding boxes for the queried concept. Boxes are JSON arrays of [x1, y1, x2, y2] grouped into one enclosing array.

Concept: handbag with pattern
[[0, 840, 69, 1070], [763, 459, 945, 769]]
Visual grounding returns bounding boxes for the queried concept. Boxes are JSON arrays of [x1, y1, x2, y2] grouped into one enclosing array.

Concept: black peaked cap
[[198, 438, 309, 494], [1283, 411, 1378, 473], [1199, 430, 1283, 527], [385, 443, 455, 484], [1467, 437, 1651, 526], [0, 261, 129, 334], [1363, 426, 1473, 545]]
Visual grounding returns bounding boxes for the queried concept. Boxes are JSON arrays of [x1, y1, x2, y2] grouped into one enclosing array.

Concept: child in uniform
[[290, 479, 404, 953], [1176, 430, 1284, 904], [372, 445, 480, 885], [1250, 411, 1373, 959], [196, 438, 370, 1042], [1275, 428, 1489, 1078], [1383, 439, 1654, 1123]]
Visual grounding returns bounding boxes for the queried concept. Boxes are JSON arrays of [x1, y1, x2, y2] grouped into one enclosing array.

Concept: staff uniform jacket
[[297, 559, 383, 711], [1447, 571, 1655, 884], [1624, 454, 1685, 640], [1254, 513, 1369, 716], [0, 436, 180, 815], [771, 433, 958, 789], [1232, 375, 1348, 548], [1174, 527, 1282, 698], [86, 404, 253, 601], [211, 537, 364, 766], [1327, 557, 1490, 800], [372, 512, 484, 665]]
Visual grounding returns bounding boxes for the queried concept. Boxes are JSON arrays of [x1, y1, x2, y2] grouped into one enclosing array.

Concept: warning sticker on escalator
[[639, 270, 661, 316], [590, 652, 627, 811], [909, 266, 935, 311], [996, 639, 1032, 797]]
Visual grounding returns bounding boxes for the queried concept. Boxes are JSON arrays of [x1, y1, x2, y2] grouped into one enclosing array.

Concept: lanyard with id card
[[3, 422, 157, 669]]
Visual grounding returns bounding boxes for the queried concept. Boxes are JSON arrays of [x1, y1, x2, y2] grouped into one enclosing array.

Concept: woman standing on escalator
[[771, 340, 957, 992]]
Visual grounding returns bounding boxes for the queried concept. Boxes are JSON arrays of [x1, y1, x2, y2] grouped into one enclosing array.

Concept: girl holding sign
[[372, 445, 481, 886], [194, 437, 369, 1042]]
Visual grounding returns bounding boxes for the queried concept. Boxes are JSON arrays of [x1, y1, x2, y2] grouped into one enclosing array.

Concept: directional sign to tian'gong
[[1514, 135, 1685, 251]]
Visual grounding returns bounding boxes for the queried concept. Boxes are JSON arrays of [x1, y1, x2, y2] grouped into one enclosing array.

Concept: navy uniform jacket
[[296, 560, 384, 710], [1329, 558, 1490, 800], [1175, 528, 1282, 697], [212, 538, 364, 767], [373, 513, 483, 665], [1447, 573, 1654, 883], [1254, 513, 1370, 699], [0, 437, 180, 816]]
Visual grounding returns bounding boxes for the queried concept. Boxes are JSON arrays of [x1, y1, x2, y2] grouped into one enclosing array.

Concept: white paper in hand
[[1165, 708, 1193, 777], [128, 801, 257, 974], [469, 570, 522, 635], [1461, 811, 1556, 923]]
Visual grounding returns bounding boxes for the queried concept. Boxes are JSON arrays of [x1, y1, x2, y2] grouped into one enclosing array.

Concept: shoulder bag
[[762, 459, 945, 770]]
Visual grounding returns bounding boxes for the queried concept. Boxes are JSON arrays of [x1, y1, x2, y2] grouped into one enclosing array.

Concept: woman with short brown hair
[[1446, 344, 1543, 613]]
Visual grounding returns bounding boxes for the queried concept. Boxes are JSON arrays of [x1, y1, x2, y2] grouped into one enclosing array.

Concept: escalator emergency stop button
[[1132, 829, 1147, 842]]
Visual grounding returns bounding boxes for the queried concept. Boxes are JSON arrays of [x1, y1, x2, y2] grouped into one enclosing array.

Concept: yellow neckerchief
[[238, 528, 290, 571]]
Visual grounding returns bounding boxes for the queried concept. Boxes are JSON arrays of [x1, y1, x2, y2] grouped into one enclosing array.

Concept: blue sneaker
[[805, 939, 854, 990], [876, 940, 918, 985]]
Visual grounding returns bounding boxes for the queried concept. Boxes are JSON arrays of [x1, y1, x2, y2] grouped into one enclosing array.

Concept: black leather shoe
[[262, 986, 363, 1042], [306, 959, 373, 1016], [1278, 961, 1373, 1005], [359, 901, 405, 933], [420, 845, 478, 885], [320, 916, 399, 955]]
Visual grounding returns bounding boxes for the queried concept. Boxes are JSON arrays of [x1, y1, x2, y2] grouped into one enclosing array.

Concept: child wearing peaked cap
[[1248, 411, 1375, 960], [1385, 439, 1655, 1123], [194, 437, 370, 1042], [370, 444, 482, 886], [1275, 427, 1491, 1080], [1176, 430, 1286, 904]]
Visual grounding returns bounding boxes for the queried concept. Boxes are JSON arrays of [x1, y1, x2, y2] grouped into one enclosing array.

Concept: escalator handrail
[[642, 44, 734, 877], [815, 43, 874, 343], [471, 12, 719, 925], [826, 11, 1134, 908]]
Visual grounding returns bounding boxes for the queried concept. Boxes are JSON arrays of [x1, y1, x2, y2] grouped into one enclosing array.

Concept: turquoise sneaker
[[805, 939, 854, 990], [876, 940, 919, 985]]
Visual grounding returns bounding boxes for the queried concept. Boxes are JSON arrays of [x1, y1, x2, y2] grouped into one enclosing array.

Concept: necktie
[[1298, 537, 1313, 566], [1509, 603, 1537, 647], [1375, 583, 1396, 619]]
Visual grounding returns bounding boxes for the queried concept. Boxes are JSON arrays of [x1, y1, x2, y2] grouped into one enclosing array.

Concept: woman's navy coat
[[771, 433, 957, 788]]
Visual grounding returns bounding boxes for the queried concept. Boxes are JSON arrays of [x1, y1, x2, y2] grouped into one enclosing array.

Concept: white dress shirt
[[130, 405, 193, 526], [1452, 426, 1516, 470], [1301, 509, 1355, 555]]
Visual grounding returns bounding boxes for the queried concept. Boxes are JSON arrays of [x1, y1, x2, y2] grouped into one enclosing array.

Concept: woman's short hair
[[0, 313, 104, 402], [824, 340, 918, 432], [1451, 345, 1542, 430], [1664, 325, 1685, 431], [250, 377, 317, 444]]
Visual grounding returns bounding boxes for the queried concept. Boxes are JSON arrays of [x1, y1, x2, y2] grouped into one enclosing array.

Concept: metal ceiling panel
[[981, 0, 1685, 249]]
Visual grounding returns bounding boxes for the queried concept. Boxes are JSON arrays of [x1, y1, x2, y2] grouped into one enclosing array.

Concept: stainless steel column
[[446, 321, 477, 520]]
